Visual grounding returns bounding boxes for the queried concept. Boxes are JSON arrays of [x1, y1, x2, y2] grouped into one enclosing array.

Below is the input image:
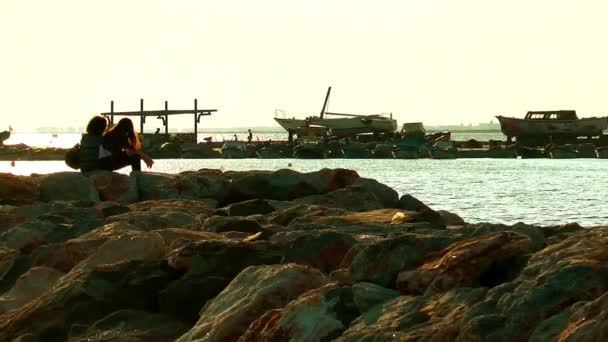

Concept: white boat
[[274, 87, 398, 137]]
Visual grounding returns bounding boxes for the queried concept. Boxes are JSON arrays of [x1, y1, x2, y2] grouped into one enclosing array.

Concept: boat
[[496, 110, 608, 144], [547, 145, 577, 159], [256, 147, 283, 159], [293, 137, 326, 159], [372, 143, 393, 159], [221, 141, 247, 159], [431, 141, 458, 159], [274, 87, 398, 137], [596, 147, 608, 159], [341, 143, 370, 159]]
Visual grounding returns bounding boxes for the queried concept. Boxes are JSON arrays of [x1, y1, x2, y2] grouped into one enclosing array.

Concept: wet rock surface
[[0, 168, 605, 341]]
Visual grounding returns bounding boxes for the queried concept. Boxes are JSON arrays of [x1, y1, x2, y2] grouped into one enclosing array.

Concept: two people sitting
[[79, 116, 154, 173]]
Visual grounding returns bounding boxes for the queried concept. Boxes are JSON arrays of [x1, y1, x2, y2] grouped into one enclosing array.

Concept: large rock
[[39, 172, 100, 202], [0, 245, 18, 281], [201, 216, 266, 234], [222, 168, 360, 204], [160, 239, 284, 322], [460, 229, 608, 341], [469, 222, 546, 251], [0, 266, 64, 313], [177, 264, 327, 342], [0, 220, 77, 252], [29, 222, 145, 273], [136, 170, 228, 201], [351, 178, 399, 208], [352, 282, 400, 314], [0, 173, 39, 204], [239, 283, 358, 342], [336, 288, 488, 341], [292, 185, 385, 212], [270, 229, 358, 273], [0, 260, 180, 341], [349, 232, 461, 288], [268, 204, 350, 226], [222, 198, 276, 216], [87, 171, 139, 204], [396, 232, 533, 295], [11, 201, 103, 233], [69, 309, 190, 342], [529, 291, 608, 341]]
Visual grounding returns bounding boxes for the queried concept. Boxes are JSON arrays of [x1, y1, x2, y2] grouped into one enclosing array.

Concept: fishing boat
[[293, 137, 326, 159], [496, 110, 608, 144], [274, 87, 398, 137]]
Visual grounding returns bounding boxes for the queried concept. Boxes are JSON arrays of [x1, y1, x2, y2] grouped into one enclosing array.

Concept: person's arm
[[126, 148, 154, 168]]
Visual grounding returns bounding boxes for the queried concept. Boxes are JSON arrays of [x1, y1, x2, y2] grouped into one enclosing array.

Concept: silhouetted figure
[[79, 115, 108, 173], [233, 134, 238, 141], [99, 118, 154, 171], [247, 129, 253, 143], [154, 128, 161, 135], [288, 129, 294, 146]]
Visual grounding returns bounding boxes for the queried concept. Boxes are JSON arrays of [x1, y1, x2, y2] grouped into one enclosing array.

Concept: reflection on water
[[1, 158, 606, 227]]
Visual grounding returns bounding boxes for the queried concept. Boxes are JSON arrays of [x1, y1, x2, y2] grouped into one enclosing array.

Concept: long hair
[[103, 118, 141, 151]]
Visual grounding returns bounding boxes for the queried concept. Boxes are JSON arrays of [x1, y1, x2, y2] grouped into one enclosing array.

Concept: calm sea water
[[1, 158, 606, 227]]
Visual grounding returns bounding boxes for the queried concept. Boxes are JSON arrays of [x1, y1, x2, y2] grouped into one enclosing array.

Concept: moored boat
[[548, 145, 577, 159], [293, 137, 326, 159], [274, 87, 398, 137], [596, 147, 608, 158], [341, 143, 370, 159], [496, 110, 608, 144], [431, 141, 458, 159]]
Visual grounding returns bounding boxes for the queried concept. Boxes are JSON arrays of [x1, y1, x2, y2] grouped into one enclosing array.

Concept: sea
[[2, 132, 607, 227]]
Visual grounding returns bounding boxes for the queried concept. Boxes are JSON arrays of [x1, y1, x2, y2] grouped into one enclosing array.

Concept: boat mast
[[319, 86, 331, 119]]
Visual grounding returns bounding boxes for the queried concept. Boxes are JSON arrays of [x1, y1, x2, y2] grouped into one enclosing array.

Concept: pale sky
[[1, 0, 608, 132]]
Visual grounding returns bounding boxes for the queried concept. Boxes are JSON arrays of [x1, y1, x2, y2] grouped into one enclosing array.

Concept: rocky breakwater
[[0, 168, 605, 341]]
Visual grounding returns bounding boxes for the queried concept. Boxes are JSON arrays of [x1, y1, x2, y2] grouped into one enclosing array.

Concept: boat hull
[[496, 115, 608, 138], [275, 116, 397, 136]]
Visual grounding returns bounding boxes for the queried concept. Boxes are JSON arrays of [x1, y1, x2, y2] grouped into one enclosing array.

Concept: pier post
[[140, 99, 144, 134], [194, 99, 198, 143], [164, 101, 169, 135], [110, 101, 114, 124]]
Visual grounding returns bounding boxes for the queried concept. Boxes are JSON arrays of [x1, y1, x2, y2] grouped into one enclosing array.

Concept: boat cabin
[[525, 110, 578, 120]]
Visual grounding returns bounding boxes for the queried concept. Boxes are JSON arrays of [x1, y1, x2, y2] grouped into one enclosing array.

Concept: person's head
[[105, 118, 141, 150], [86, 116, 108, 136]]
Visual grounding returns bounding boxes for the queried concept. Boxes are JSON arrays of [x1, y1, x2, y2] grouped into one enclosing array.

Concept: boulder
[[0, 267, 64, 313], [106, 210, 194, 230], [270, 229, 358, 273], [239, 283, 358, 342], [349, 232, 461, 288], [437, 209, 465, 225], [0, 220, 77, 252], [352, 282, 400, 314], [39, 172, 100, 202], [0, 245, 18, 281], [469, 222, 546, 251], [336, 288, 488, 341], [222, 168, 360, 204], [177, 264, 327, 342], [268, 204, 350, 226], [351, 178, 399, 208], [397, 194, 429, 211], [529, 291, 608, 341], [69, 309, 189, 342], [292, 185, 385, 212], [87, 171, 139, 204], [222, 198, 276, 216], [29, 222, 144, 273], [11, 201, 103, 233], [136, 171, 228, 201], [0, 173, 39, 204], [201, 216, 266, 234], [0, 260, 180, 341], [160, 239, 284, 322], [396, 232, 533, 295], [460, 229, 608, 341]]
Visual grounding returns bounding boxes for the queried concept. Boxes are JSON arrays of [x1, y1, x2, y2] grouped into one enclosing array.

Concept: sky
[[1, 0, 608, 132]]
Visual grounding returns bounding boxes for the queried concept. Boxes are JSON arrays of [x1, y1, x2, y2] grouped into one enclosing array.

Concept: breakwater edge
[[0, 168, 606, 341]]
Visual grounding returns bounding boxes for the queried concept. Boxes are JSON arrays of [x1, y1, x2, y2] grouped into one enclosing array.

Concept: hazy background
[[1, 0, 607, 132]]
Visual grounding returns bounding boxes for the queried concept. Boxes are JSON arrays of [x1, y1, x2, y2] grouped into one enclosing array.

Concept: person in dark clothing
[[79, 116, 108, 173], [99, 118, 154, 172], [247, 129, 253, 143]]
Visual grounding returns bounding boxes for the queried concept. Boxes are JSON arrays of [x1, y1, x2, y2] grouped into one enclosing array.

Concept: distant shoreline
[[22, 128, 503, 134]]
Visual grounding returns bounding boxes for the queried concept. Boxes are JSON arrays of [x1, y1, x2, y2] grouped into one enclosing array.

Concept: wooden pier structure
[[100, 99, 217, 143]]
